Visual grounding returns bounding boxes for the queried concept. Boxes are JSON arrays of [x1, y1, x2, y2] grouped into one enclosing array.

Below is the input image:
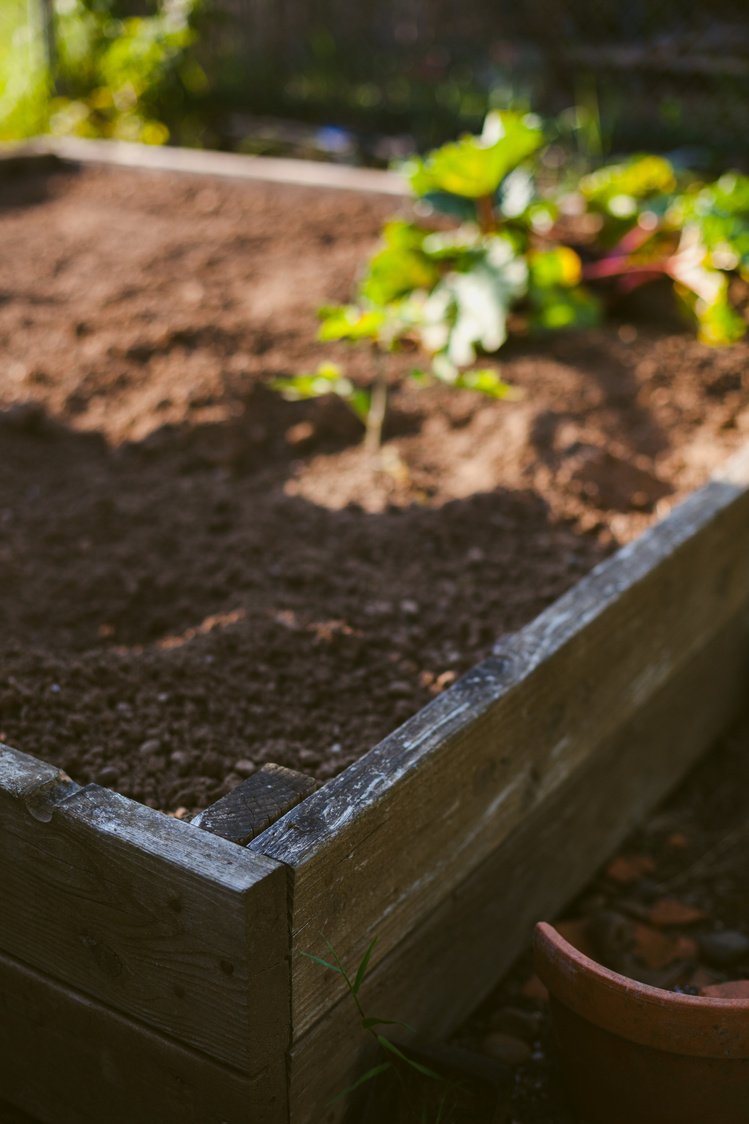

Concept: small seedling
[[303, 933, 452, 1120]]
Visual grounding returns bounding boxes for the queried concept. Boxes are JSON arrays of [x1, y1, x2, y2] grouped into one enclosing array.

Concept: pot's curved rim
[[534, 921, 749, 1058]]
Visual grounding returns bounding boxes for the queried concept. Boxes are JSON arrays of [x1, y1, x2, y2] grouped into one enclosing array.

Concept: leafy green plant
[[275, 110, 601, 452], [578, 156, 749, 345], [0, 0, 204, 145], [303, 933, 451, 1119]]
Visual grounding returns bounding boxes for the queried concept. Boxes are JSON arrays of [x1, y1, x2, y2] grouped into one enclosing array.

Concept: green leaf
[[406, 111, 543, 200], [361, 1016, 416, 1031], [325, 1062, 392, 1106], [676, 285, 747, 346], [454, 369, 515, 398], [419, 236, 528, 371], [349, 222, 441, 307], [675, 173, 749, 275], [580, 155, 676, 213], [528, 283, 602, 332], [270, 362, 358, 405], [529, 247, 582, 289], [348, 388, 371, 423], [377, 1037, 443, 1080], [318, 305, 385, 342], [322, 933, 355, 992], [419, 192, 479, 223], [353, 937, 378, 995], [300, 952, 343, 974]]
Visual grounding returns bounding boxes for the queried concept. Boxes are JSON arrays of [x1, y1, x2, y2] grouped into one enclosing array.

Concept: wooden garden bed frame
[[2, 139, 749, 1124]]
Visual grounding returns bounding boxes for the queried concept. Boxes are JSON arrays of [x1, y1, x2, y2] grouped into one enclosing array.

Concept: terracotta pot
[[534, 921, 749, 1124]]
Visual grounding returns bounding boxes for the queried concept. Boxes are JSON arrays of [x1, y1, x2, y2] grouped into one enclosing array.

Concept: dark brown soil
[[1, 162, 749, 819]]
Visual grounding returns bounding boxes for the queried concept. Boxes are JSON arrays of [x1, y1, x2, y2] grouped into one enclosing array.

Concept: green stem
[[365, 347, 387, 455]]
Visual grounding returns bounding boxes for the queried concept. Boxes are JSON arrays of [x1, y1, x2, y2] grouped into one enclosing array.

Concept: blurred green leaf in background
[[0, 0, 204, 144]]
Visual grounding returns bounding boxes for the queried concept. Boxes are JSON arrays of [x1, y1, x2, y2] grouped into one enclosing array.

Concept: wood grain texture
[[0, 745, 288, 1073], [252, 443, 749, 1043], [2, 137, 407, 195], [193, 763, 316, 844], [0, 948, 287, 1124], [287, 610, 749, 1122]]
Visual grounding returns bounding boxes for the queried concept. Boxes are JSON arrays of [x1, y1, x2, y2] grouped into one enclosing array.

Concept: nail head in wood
[[193, 763, 317, 845]]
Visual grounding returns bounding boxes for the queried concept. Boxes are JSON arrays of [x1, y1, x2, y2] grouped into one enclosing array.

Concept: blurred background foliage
[[0, 0, 747, 166], [0, 0, 205, 144]]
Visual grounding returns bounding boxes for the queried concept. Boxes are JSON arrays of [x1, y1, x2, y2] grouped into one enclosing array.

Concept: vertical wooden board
[[253, 446, 749, 1041], [287, 610, 749, 1123], [0, 949, 287, 1124], [0, 748, 288, 1073]]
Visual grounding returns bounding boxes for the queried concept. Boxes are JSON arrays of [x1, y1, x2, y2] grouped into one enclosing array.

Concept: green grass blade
[[300, 951, 342, 974], [361, 1016, 415, 1031], [324, 1062, 391, 1106], [322, 932, 354, 991], [353, 936, 378, 994], [377, 1037, 443, 1080]]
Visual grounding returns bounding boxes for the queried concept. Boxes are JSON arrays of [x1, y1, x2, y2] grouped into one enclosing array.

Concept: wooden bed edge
[[0, 946, 288, 1124], [0, 135, 408, 195], [285, 607, 749, 1122], [250, 440, 749, 1038], [0, 740, 290, 1074]]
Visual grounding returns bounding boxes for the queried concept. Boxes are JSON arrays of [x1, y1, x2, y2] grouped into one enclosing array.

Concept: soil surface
[[452, 712, 749, 1123], [1, 161, 749, 821]]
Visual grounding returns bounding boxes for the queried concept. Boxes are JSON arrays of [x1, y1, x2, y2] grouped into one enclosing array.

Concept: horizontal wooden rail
[[0, 948, 287, 1124], [0, 136, 408, 195]]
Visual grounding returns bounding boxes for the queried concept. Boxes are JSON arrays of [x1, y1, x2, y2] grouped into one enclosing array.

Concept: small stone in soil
[[97, 766, 119, 787], [234, 759, 257, 778], [488, 1006, 541, 1043], [520, 974, 548, 1002], [387, 680, 413, 699], [139, 739, 161, 756], [480, 1032, 531, 1067], [298, 749, 322, 767], [698, 930, 749, 967]]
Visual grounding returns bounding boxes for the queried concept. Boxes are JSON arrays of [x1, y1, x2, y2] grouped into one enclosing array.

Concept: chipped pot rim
[[534, 921, 749, 1058]]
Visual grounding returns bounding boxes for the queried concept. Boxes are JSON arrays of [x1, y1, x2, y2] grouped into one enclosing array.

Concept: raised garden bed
[[1, 140, 749, 1124]]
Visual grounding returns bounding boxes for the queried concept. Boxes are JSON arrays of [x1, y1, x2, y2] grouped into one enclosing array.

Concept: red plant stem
[[582, 258, 668, 281], [476, 194, 496, 233]]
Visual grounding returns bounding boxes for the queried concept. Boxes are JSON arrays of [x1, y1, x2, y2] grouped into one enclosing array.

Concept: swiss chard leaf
[[406, 111, 543, 200]]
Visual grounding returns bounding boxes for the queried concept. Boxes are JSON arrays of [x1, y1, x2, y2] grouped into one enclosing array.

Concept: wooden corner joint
[[192, 763, 317, 846], [21, 773, 80, 823]]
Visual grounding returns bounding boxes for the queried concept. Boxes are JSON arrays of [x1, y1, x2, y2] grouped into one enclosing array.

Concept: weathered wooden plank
[[0, 947, 287, 1124], [193, 763, 316, 844], [0, 744, 288, 1073], [252, 444, 749, 1043], [1, 137, 407, 195], [287, 608, 749, 1122]]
